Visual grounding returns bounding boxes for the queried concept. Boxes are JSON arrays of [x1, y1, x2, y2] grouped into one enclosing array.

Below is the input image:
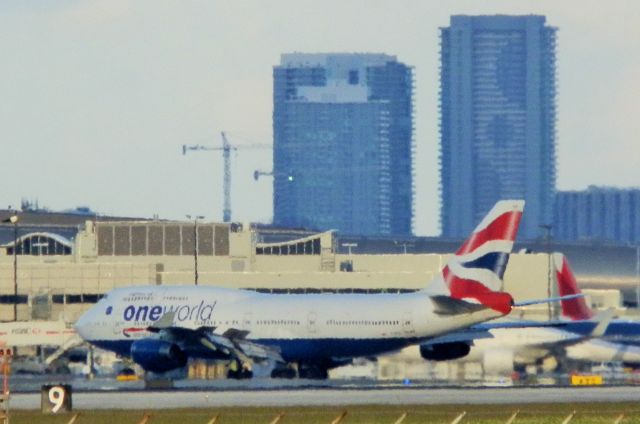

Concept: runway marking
[[268, 412, 285, 424], [330, 411, 347, 424], [504, 410, 519, 424], [450, 411, 466, 424], [137, 413, 152, 424], [66, 414, 80, 424], [561, 410, 576, 424], [392, 412, 407, 424]]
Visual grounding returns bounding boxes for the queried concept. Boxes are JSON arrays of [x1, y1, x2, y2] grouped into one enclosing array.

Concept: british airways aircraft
[[550, 253, 640, 359], [418, 253, 640, 375], [75, 200, 524, 379]]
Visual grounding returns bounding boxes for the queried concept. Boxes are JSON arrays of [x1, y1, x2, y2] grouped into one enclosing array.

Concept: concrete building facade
[[0, 218, 562, 323], [439, 15, 557, 240], [273, 53, 414, 236]]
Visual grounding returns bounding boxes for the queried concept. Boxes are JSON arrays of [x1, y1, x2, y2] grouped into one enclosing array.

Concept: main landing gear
[[298, 363, 328, 380], [226, 359, 253, 379], [270, 365, 297, 379], [270, 362, 329, 380]]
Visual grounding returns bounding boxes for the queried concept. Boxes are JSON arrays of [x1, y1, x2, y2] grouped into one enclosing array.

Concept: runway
[[9, 386, 640, 409]]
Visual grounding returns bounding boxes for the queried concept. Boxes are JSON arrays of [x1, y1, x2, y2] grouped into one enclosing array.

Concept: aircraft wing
[[420, 327, 494, 346], [148, 312, 283, 363], [422, 309, 615, 348], [519, 309, 617, 353]]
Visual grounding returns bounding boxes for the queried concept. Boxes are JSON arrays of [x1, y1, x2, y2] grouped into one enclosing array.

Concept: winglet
[[590, 308, 615, 337]]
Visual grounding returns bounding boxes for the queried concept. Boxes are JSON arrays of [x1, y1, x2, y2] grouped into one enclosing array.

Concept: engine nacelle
[[130, 339, 187, 373], [420, 342, 471, 361]]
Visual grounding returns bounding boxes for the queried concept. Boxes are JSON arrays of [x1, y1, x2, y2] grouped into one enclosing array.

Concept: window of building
[[6, 233, 72, 255], [349, 70, 359, 85]]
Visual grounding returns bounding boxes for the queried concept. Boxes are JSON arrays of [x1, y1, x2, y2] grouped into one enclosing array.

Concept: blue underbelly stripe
[[91, 337, 419, 362]]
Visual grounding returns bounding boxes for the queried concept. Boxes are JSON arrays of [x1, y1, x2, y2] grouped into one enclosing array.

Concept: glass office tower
[[273, 53, 414, 236], [440, 15, 557, 239]]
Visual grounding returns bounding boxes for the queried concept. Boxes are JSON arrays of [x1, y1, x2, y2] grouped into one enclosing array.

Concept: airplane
[[417, 253, 640, 376], [550, 253, 640, 355], [75, 200, 526, 379]]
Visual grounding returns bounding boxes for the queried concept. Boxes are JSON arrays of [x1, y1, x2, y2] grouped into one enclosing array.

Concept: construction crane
[[182, 132, 270, 222], [253, 170, 274, 181]]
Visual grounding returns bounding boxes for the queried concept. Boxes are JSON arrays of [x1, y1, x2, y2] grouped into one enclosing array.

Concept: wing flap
[[146, 314, 282, 363]]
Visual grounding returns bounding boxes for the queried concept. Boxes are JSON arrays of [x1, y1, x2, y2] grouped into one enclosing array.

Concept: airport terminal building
[[0, 209, 636, 325]]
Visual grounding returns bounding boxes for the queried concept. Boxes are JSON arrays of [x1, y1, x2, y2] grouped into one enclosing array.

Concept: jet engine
[[419, 342, 471, 361], [130, 339, 187, 373]]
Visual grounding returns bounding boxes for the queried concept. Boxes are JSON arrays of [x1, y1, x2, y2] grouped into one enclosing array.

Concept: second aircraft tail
[[553, 253, 594, 320]]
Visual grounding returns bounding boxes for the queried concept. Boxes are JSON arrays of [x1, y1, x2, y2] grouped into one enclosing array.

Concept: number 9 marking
[[48, 386, 65, 413]]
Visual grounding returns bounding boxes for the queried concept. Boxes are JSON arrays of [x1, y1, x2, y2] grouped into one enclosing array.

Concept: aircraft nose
[[75, 307, 95, 341]]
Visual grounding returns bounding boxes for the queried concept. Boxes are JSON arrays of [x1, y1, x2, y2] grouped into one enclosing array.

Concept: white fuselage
[[76, 285, 502, 362]]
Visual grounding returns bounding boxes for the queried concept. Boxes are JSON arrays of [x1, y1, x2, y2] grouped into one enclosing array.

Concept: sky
[[1, 0, 639, 236]]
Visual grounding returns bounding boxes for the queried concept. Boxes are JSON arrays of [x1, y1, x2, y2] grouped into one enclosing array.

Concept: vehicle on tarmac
[[75, 200, 526, 379]]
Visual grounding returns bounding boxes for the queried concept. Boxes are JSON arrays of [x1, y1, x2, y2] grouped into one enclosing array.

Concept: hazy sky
[[1, 0, 639, 235]]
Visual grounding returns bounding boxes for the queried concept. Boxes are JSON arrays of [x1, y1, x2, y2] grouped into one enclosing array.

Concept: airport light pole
[[9, 214, 19, 322], [394, 241, 413, 255], [186, 215, 205, 286], [341, 243, 357, 256], [539, 224, 553, 320]]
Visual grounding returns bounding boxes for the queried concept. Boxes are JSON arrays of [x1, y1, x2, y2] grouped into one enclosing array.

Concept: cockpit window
[[106, 306, 113, 315]]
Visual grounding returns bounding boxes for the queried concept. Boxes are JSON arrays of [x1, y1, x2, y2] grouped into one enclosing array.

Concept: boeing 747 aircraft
[[75, 200, 524, 379]]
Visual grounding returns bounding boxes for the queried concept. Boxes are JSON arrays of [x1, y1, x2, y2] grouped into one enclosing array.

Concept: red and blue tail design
[[553, 253, 594, 320], [435, 200, 524, 315]]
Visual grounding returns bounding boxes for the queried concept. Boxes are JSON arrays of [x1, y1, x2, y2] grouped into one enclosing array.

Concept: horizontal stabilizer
[[513, 294, 584, 307], [431, 295, 487, 315]]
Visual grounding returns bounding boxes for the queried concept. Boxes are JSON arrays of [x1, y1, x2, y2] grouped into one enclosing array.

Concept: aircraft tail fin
[[553, 253, 594, 320], [431, 200, 524, 315]]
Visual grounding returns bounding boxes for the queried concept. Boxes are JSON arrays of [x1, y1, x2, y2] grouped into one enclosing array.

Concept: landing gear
[[270, 364, 296, 379], [226, 359, 253, 379], [298, 363, 328, 380], [269, 362, 330, 379]]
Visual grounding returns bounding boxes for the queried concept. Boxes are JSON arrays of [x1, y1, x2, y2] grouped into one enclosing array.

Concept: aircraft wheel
[[270, 366, 296, 379], [298, 363, 328, 380], [227, 359, 244, 379]]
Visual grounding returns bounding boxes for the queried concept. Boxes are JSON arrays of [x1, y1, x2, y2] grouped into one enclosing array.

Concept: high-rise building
[[555, 187, 640, 244], [439, 15, 557, 240], [273, 53, 414, 236]]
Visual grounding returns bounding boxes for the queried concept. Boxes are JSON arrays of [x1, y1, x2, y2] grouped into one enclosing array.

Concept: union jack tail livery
[[435, 200, 524, 315], [553, 253, 594, 320]]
